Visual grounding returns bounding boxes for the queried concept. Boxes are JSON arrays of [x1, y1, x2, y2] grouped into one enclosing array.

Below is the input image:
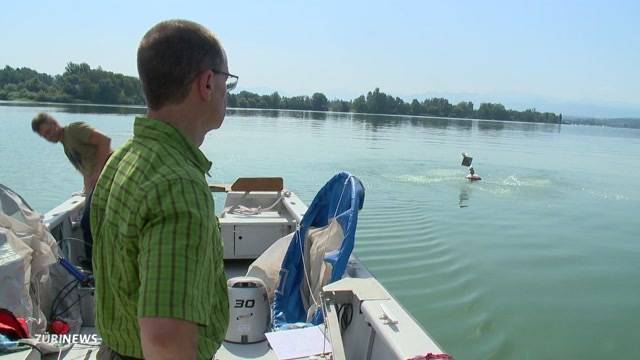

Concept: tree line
[[227, 88, 561, 123], [0, 63, 144, 105], [1, 64, 561, 123]]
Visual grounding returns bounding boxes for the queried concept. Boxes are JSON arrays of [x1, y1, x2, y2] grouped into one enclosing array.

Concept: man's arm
[[139, 317, 198, 360], [137, 180, 217, 358], [85, 129, 112, 191]]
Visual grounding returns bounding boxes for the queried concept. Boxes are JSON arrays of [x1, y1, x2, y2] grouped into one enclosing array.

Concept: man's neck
[[147, 104, 205, 146]]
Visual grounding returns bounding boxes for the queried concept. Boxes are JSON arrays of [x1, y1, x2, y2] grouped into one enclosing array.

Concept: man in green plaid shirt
[[91, 20, 238, 360]]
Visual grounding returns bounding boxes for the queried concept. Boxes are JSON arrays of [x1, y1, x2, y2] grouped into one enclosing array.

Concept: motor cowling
[[225, 276, 270, 343]]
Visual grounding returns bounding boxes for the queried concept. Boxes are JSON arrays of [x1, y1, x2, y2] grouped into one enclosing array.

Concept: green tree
[[227, 93, 238, 107], [311, 92, 328, 111], [477, 103, 509, 120], [366, 88, 386, 114], [423, 98, 453, 117], [96, 78, 119, 104], [410, 99, 423, 115], [269, 92, 281, 109], [65, 62, 91, 75], [328, 99, 350, 112], [352, 95, 367, 113], [451, 101, 474, 118]]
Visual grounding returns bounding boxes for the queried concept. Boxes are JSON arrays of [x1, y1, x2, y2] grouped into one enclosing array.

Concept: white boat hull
[[2, 180, 448, 359]]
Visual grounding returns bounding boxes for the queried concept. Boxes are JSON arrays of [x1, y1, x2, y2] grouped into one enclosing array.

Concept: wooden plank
[[230, 177, 283, 192], [209, 183, 230, 192]]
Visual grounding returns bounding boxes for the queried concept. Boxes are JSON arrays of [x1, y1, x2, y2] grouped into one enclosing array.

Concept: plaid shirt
[[91, 117, 228, 359]]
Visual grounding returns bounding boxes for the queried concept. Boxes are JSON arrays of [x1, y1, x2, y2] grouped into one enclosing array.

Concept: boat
[[0, 174, 451, 360]]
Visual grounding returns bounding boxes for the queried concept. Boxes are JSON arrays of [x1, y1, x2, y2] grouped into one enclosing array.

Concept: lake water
[[2, 102, 640, 359]]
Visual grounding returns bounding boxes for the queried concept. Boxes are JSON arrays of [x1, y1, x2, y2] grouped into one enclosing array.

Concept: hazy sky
[[1, 1, 638, 117]]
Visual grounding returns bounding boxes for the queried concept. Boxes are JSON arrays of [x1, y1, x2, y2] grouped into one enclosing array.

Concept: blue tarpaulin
[[272, 172, 365, 328]]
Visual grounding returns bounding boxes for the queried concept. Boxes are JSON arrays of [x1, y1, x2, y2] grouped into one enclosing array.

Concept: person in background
[[91, 19, 237, 360], [32, 113, 112, 268], [31, 113, 112, 194]]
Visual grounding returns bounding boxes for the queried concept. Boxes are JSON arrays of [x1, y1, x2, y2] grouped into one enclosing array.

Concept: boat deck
[[2, 259, 273, 360]]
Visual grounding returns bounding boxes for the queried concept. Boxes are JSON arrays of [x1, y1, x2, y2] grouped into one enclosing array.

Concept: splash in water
[[503, 175, 521, 186]]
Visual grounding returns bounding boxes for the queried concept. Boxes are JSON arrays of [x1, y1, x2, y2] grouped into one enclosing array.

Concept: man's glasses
[[212, 69, 239, 91]]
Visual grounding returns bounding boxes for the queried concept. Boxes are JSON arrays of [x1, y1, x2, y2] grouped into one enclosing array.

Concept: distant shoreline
[[3, 63, 638, 128], [0, 99, 145, 109], [3, 63, 562, 125], [3, 99, 639, 129]]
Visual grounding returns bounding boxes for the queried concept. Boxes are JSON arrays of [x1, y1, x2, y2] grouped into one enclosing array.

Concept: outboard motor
[[225, 277, 269, 343]]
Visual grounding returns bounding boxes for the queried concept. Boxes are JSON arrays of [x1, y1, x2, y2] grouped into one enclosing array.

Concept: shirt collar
[[133, 117, 212, 175]]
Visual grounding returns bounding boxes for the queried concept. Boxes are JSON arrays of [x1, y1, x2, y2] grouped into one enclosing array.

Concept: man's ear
[[196, 70, 215, 100]]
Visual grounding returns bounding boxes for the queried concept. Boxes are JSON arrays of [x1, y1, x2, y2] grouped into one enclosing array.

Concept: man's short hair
[[32, 112, 53, 133], [137, 19, 224, 110]]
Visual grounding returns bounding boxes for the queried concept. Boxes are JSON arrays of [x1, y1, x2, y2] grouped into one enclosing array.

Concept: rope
[[297, 225, 319, 309], [52, 290, 92, 319], [49, 279, 79, 320], [226, 194, 283, 215], [62, 237, 92, 248]]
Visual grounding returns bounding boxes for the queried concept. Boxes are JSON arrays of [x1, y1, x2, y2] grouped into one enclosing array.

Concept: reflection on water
[[226, 108, 335, 121], [224, 107, 563, 136], [459, 185, 471, 208], [0, 101, 146, 115], [57, 104, 145, 115], [478, 120, 505, 131], [450, 119, 473, 131], [410, 116, 450, 129], [0, 101, 564, 136], [309, 112, 327, 121], [226, 108, 281, 118], [477, 119, 561, 133], [352, 113, 405, 131]]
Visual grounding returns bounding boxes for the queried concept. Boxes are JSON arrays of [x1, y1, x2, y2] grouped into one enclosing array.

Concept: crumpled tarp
[[0, 184, 81, 334], [271, 172, 365, 328]]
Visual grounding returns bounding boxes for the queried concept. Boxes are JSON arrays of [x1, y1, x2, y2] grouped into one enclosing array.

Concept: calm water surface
[[2, 103, 640, 359]]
